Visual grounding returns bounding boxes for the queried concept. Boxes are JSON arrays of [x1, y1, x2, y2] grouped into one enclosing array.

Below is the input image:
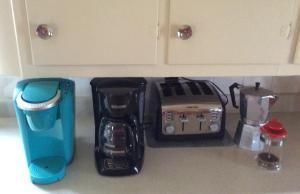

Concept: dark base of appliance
[[155, 130, 225, 141], [95, 151, 144, 176], [145, 126, 234, 148]]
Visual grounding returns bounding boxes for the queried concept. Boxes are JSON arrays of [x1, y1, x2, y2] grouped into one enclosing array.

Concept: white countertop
[[1, 113, 300, 194]]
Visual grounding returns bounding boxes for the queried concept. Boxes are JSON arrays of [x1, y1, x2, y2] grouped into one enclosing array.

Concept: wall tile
[[243, 76, 273, 90], [76, 96, 93, 117], [0, 101, 9, 117], [212, 77, 244, 94], [225, 94, 239, 113], [1, 76, 300, 117], [0, 76, 20, 98], [272, 76, 300, 93], [271, 94, 294, 112], [0, 99, 14, 117], [69, 77, 92, 97], [291, 93, 300, 112]]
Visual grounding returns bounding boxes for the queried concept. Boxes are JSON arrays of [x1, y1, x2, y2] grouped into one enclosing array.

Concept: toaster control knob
[[165, 125, 175, 134], [209, 123, 219, 132]]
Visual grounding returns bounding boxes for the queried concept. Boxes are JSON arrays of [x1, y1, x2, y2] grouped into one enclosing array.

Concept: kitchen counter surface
[[1, 113, 300, 194]]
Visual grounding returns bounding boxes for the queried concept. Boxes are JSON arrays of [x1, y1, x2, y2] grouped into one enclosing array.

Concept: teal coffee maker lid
[[17, 81, 61, 111], [23, 81, 59, 103]]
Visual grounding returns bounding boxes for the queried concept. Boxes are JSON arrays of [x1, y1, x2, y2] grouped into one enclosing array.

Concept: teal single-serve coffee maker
[[13, 78, 75, 184]]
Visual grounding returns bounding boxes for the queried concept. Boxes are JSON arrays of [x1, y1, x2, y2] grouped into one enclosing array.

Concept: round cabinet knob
[[36, 24, 54, 40], [177, 25, 192, 40], [209, 123, 219, 132], [165, 125, 175, 134]]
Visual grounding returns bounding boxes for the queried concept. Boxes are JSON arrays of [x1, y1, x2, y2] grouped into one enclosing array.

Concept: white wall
[[1, 76, 300, 117]]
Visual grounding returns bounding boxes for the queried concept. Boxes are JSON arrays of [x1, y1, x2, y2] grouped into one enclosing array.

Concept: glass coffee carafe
[[90, 78, 146, 176]]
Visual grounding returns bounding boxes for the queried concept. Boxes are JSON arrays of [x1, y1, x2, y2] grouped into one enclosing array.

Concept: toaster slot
[[186, 82, 201, 95], [198, 82, 213, 95], [173, 83, 185, 96], [160, 83, 172, 97]]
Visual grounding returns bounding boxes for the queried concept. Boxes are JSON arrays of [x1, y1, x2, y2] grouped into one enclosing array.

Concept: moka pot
[[229, 82, 278, 126]]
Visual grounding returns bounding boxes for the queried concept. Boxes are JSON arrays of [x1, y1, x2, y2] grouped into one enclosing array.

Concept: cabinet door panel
[[0, 0, 20, 75], [168, 0, 295, 64], [26, 0, 158, 65]]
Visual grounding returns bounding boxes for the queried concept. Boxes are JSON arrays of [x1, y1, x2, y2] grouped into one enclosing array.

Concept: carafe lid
[[22, 81, 59, 103], [260, 119, 288, 139], [241, 82, 274, 97]]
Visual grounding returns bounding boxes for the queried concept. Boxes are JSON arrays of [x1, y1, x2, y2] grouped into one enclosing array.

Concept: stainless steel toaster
[[150, 78, 226, 140]]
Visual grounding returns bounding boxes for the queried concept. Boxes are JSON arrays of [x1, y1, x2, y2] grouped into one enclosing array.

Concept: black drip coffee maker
[[90, 78, 147, 176]]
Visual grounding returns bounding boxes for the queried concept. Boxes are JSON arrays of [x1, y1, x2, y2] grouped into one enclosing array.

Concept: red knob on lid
[[260, 118, 288, 139]]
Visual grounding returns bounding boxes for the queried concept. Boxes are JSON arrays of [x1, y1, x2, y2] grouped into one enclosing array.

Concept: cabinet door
[[168, 0, 296, 64], [0, 0, 20, 75], [26, 0, 158, 65], [293, 34, 300, 64]]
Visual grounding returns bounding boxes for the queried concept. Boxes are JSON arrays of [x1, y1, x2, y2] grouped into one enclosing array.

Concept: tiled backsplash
[[1, 76, 300, 117]]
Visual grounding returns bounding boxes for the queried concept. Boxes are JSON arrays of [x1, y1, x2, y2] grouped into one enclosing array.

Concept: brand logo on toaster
[[186, 106, 198, 109], [111, 104, 127, 109]]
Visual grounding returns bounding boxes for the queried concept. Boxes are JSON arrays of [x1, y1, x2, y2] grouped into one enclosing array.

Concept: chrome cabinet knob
[[177, 25, 192, 40], [36, 24, 54, 40]]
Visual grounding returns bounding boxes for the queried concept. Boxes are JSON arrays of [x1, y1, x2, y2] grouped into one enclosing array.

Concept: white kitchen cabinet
[[167, 0, 297, 65], [8, 0, 300, 76], [24, 0, 158, 65], [0, 0, 20, 76], [293, 30, 300, 64]]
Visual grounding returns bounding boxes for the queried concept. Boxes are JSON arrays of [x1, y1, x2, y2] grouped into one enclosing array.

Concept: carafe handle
[[229, 83, 240, 108]]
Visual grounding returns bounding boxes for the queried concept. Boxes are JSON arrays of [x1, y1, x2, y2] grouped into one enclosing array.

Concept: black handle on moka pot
[[229, 83, 240, 109]]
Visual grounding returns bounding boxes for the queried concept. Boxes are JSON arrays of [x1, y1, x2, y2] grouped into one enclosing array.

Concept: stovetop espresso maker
[[230, 82, 278, 150]]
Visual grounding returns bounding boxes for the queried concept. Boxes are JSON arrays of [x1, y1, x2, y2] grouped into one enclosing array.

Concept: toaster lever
[[197, 113, 205, 131]]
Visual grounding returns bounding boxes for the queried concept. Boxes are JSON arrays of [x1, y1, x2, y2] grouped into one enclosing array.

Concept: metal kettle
[[229, 82, 278, 126]]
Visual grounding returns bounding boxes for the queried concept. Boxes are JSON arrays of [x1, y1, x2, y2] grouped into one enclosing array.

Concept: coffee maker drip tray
[[29, 156, 65, 184]]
